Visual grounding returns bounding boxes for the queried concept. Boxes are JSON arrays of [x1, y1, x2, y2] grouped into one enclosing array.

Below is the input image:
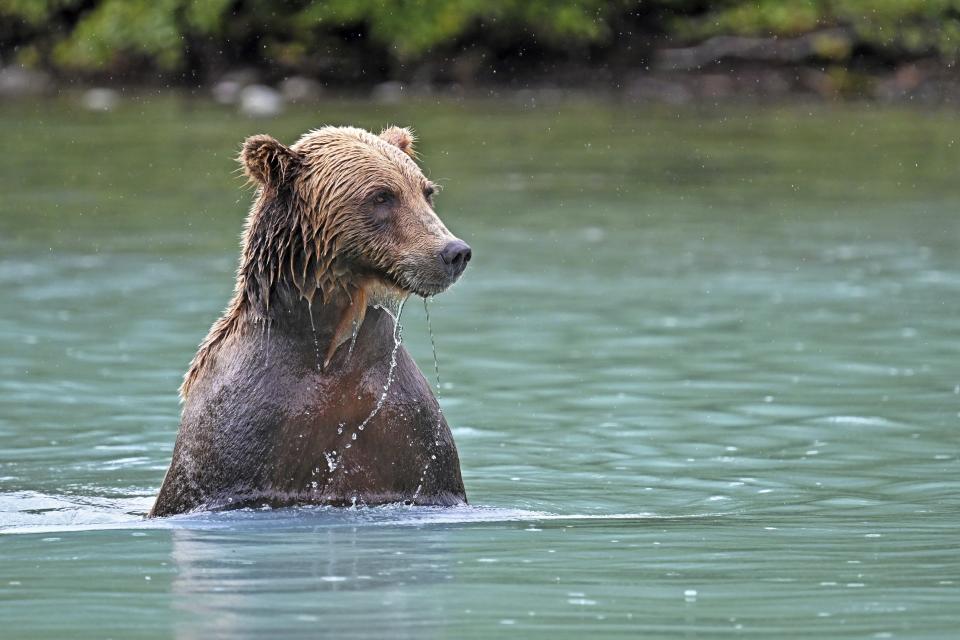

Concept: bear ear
[[379, 126, 416, 158], [239, 134, 300, 189]]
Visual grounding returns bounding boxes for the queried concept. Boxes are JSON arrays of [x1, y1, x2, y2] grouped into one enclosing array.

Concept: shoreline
[[4, 61, 960, 111]]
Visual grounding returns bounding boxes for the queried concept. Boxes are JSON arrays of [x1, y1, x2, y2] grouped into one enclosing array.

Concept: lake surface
[[1, 95, 958, 638]]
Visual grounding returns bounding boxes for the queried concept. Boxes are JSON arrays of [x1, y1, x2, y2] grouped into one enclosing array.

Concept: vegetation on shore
[[1, 1, 958, 89]]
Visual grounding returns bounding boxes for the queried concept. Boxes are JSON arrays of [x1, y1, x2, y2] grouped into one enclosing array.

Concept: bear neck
[[180, 193, 396, 399], [235, 192, 403, 371]]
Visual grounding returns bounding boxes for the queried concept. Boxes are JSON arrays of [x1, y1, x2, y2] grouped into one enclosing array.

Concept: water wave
[[0, 490, 721, 536]]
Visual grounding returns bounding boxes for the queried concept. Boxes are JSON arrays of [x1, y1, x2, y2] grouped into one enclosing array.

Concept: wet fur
[[151, 126, 467, 517], [181, 127, 429, 399]]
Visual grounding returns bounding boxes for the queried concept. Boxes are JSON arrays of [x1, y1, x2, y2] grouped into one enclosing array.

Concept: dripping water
[[324, 298, 405, 496], [425, 296, 442, 392], [307, 299, 322, 372], [256, 316, 266, 363], [346, 315, 362, 359], [255, 315, 273, 368], [353, 299, 405, 437], [265, 317, 272, 367], [413, 296, 444, 501]]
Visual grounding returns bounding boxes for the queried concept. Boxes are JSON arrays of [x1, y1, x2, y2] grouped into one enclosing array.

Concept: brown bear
[[149, 125, 472, 517]]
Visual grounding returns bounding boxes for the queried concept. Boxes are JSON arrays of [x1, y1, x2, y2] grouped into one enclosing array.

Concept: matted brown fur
[[181, 126, 434, 400], [150, 124, 470, 516]]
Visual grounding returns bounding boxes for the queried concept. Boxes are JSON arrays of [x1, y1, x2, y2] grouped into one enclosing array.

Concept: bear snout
[[439, 239, 472, 277]]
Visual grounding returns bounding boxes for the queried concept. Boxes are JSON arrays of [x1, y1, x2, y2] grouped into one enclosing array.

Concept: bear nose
[[439, 240, 472, 274]]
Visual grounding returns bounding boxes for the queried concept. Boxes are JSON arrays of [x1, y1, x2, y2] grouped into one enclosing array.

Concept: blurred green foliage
[[300, 0, 614, 59], [0, 0, 624, 76], [2, 0, 959, 79], [680, 0, 960, 61]]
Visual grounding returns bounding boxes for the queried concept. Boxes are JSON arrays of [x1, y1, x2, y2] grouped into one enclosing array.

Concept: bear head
[[238, 125, 471, 309]]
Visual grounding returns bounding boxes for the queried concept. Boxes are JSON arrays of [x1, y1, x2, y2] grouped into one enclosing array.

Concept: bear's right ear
[[240, 134, 300, 190], [379, 126, 416, 158]]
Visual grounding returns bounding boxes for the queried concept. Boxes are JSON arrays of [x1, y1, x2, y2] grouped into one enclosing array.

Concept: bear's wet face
[[240, 125, 471, 304], [353, 174, 471, 297]]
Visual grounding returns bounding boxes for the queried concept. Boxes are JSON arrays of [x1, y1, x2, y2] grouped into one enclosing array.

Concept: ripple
[[0, 490, 729, 536]]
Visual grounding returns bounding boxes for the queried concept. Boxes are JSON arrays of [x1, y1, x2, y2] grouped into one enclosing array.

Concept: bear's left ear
[[240, 134, 300, 190], [379, 126, 416, 158]]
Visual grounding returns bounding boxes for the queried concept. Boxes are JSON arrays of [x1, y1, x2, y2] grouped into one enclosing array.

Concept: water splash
[[324, 451, 339, 472]]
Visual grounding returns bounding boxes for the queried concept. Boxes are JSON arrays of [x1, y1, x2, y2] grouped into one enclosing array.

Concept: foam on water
[[0, 491, 154, 533]]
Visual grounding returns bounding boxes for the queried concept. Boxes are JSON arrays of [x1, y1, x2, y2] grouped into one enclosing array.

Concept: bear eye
[[371, 190, 394, 206], [423, 185, 435, 203]]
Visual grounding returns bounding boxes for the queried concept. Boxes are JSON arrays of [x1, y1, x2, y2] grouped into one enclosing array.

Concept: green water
[[1, 96, 958, 638]]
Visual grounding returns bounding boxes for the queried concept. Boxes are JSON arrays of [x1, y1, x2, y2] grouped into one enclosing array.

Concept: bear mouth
[[388, 269, 458, 298]]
